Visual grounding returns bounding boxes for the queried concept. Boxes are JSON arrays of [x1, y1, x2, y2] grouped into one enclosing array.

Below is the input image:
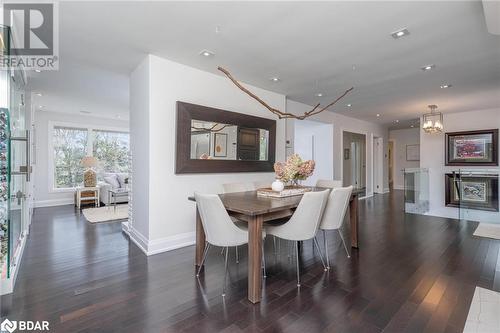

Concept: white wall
[[286, 100, 390, 196], [420, 108, 500, 222], [389, 128, 420, 190], [294, 119, 333, 186], [33, 110, 129, 207]]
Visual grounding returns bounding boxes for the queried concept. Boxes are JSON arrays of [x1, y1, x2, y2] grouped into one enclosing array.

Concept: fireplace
[[445, 172, 499, 212]]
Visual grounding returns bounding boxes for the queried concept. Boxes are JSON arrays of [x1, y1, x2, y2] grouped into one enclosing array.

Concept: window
[[92, 130, 129, 173], [51, 124, 129, 189], [53, 126, 88, 188]]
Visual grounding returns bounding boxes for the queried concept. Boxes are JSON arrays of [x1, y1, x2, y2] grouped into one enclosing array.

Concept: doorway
[[373, 136, 384, 194], [294, 119, 333, 186], [388, 140, 394, 190], [342, 131, 366, 195]]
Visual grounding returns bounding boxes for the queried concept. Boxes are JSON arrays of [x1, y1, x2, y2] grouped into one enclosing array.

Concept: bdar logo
[[0, 319, 17, 333]]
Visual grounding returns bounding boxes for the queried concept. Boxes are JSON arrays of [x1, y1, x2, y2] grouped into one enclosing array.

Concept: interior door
[[237, 127, 260, 160]]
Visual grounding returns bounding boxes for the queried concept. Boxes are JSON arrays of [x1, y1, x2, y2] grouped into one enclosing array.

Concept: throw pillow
[[116, 173, 129, 188], [103, 175, 120, 189]]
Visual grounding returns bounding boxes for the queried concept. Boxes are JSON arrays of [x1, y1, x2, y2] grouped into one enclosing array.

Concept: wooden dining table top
[[187, 187, 362, 216]]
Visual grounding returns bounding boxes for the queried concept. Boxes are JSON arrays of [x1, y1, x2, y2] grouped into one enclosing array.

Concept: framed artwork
[[445, 129, 498, 166], [344, 148, 350, 160], [445, 173, 499, 211], [214, 132, 228, 157], [406, 144, 420, 161]]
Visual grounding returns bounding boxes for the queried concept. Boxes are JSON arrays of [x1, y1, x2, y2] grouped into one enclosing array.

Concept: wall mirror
[[176, 101, 276, 173]]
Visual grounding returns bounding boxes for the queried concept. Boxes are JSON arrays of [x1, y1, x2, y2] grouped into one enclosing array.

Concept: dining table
[[188, 187, 362, 304]]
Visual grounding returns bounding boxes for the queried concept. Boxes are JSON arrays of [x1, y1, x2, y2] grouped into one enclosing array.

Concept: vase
[[272, 179, 285, 192]]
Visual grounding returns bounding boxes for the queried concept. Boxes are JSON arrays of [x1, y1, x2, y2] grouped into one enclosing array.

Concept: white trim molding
[[126, 226, 195, 256], [34, 198, 74, 208]]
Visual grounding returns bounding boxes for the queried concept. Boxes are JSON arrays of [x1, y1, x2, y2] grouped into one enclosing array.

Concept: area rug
[[473, 223, 500, 240], [82, 205, 128, 223]]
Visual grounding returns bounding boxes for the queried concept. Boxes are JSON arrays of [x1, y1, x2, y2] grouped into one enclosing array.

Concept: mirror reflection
[[190, 120, 269, 161]]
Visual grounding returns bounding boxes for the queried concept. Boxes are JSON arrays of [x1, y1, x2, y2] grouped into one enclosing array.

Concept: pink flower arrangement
[[274, 154, 315, 184]]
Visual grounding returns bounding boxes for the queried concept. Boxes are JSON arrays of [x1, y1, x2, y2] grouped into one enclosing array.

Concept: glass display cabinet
[[1, 24, 30, 288]]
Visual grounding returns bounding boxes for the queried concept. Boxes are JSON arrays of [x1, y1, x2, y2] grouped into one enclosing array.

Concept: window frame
[[48, 121, 129, 193]]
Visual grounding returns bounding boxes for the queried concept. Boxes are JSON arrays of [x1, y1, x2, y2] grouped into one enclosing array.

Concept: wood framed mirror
[[175, 101, 276, 174]]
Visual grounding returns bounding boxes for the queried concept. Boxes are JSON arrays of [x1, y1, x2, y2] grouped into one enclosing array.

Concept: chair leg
[[235, 246, 239, 264], [338, 229, 351, 258], [262, 242, 267, 278], [196, 243, 210, 277], [313, 236, 328, 271], [323, 230, 330, 269], [222, 246, 229, 297], [273, 236, 276, 255], [295, 241, 300, 287], [220, 247, 225, 255]]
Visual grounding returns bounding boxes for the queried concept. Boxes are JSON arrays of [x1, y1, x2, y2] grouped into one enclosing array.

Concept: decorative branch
[[191, 123, 230, 132], [218, 66, 354, 120]]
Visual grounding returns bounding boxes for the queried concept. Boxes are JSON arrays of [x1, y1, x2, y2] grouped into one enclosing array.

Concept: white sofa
[[98, 172, 129, 205]]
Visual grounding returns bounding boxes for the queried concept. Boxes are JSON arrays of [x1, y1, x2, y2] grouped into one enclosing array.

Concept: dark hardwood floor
[[2, 191, 499, 333]]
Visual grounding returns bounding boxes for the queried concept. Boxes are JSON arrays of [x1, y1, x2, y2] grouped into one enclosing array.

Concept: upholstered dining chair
[[316, 179, 343, 189], [253, 180, 271, 190], [319, 186, 353, 269], [265, 190, 330, 287], [194, 193, 266, 296], [222, 182, 255, 193], [222, 182, 254, 263]]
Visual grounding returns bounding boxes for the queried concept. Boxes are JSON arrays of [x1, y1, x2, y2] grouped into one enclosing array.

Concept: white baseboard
[[1, 231, 28, 295], [34, 198, 74, 208], [126, 225, 195, 256], [382, 188, 390, 193], [393, 185, 405, 190]]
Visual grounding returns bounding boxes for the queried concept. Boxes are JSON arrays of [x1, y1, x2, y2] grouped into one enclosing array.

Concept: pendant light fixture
[[422, 104, 443, 133]]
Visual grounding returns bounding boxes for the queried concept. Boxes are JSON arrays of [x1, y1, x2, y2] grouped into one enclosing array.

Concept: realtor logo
[[0, 319, 17, 333], [1, 1, 59, 70], [0, 319, 49, 332]]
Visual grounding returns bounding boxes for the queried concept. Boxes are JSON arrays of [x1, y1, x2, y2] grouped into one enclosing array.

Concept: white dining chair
[[222, 182, 255, 193], [316, 179, 343, 189], [253, 180, 271, 190], [319, 186, 353, 269], [221, 182, 255, 263], [195, 192, 266, 296], [265, 190, 330, 287]]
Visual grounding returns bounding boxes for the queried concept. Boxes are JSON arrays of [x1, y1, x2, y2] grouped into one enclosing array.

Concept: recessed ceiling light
[[346, 103, 352, 107], [395, 120, 399, 123], [440, 84, 452, 89], [80, 110, 92, 114], [376, 114, 380, 117], [39, 105, 44, 108], [315, 92, 323, 97], [34, 69, 41, 73], [410, 125, 414, 128], [270, 77, 280, 82], [391, 28, 410, 39], [35, 92, 42, 97], [199, 49, 215, 57], [421, 64, 436, 71]]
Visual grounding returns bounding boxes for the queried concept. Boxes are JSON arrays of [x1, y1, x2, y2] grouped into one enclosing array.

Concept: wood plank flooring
[[1, 191, 499, 332]]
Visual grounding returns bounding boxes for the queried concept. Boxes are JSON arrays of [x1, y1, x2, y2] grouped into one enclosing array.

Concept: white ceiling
[[29, 1, 500, 125]]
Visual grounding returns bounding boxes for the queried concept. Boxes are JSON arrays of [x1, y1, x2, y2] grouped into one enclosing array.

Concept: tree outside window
[[53, 127, 88, 188], [92, 130, 129, 173]]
